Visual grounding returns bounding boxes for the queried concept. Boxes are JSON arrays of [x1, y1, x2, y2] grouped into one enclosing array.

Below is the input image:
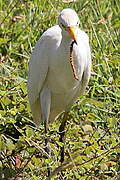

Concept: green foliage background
[[0, 0, 120, 179]]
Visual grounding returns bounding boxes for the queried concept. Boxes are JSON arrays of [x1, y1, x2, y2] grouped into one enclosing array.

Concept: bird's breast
[[47, 45, 83, 94]]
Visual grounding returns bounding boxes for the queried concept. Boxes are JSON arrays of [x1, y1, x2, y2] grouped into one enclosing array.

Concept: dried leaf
[[62, 0, 79, 4], [82, 125, 93, 132], [93, 18, 106, 25], [15, 154, 22, 168]]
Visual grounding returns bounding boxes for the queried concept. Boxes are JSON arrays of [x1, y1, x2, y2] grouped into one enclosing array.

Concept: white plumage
[[28, 8, 91, 126]]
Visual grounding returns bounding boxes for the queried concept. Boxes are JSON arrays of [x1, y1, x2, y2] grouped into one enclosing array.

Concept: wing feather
[[27, 36, 49, 124]]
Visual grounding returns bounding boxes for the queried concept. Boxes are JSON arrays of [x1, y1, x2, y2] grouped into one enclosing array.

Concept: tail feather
[[30, 99, 42, 126]]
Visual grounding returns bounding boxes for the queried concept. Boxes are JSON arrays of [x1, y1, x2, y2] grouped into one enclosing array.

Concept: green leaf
[[26, 127, 34, 138], [0, 136, 5, 151], [6, 141, 15, 151], [31, 175, 39, 180], [32, 155, 41, 167], [0, 38, 10, 45], [1, 97, 11, 106], [107, 117, 117, 127], [19, 104, 25, 112]]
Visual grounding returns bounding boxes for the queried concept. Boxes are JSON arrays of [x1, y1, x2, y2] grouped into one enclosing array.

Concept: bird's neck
[[61, 35, 73, 51], [62, 33, 73, 44]]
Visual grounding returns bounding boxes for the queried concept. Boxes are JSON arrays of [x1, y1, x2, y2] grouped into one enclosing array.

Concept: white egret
[[28, 8, 91, 175]]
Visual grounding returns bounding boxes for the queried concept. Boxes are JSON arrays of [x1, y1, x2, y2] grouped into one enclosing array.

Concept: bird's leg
[[40, 87, 51, 177], [44, 121, 51, 177], [44, 122, 50, 154], [59, 112, 68, 163]]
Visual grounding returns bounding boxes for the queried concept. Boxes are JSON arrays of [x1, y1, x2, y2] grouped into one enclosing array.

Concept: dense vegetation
[[0, 0, 120, 179]]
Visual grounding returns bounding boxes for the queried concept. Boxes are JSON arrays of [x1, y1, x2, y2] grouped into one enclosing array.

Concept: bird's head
[[58, 8, 80, 44]]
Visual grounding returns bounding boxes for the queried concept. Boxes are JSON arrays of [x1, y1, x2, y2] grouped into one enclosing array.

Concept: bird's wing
[[27, 36, 50, 106], [27, 35, 50, 124], [28, 25, 61, 105], [27, 26, 61, 124], [80, 29, 91, 91], [77, 29, 91, 93]]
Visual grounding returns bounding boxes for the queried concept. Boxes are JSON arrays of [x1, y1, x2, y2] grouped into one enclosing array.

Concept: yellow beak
[[66, 27, 77, 43]]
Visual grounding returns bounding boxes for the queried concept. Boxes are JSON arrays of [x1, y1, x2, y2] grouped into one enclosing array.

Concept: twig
[[62, 0, 79, 4], [47, 142, 120, 179], [13, 124, 50, 158]]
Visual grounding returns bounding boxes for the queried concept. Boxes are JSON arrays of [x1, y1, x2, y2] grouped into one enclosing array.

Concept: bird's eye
[[61, 23, 66, 30], [77, 21, 79, 26]]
